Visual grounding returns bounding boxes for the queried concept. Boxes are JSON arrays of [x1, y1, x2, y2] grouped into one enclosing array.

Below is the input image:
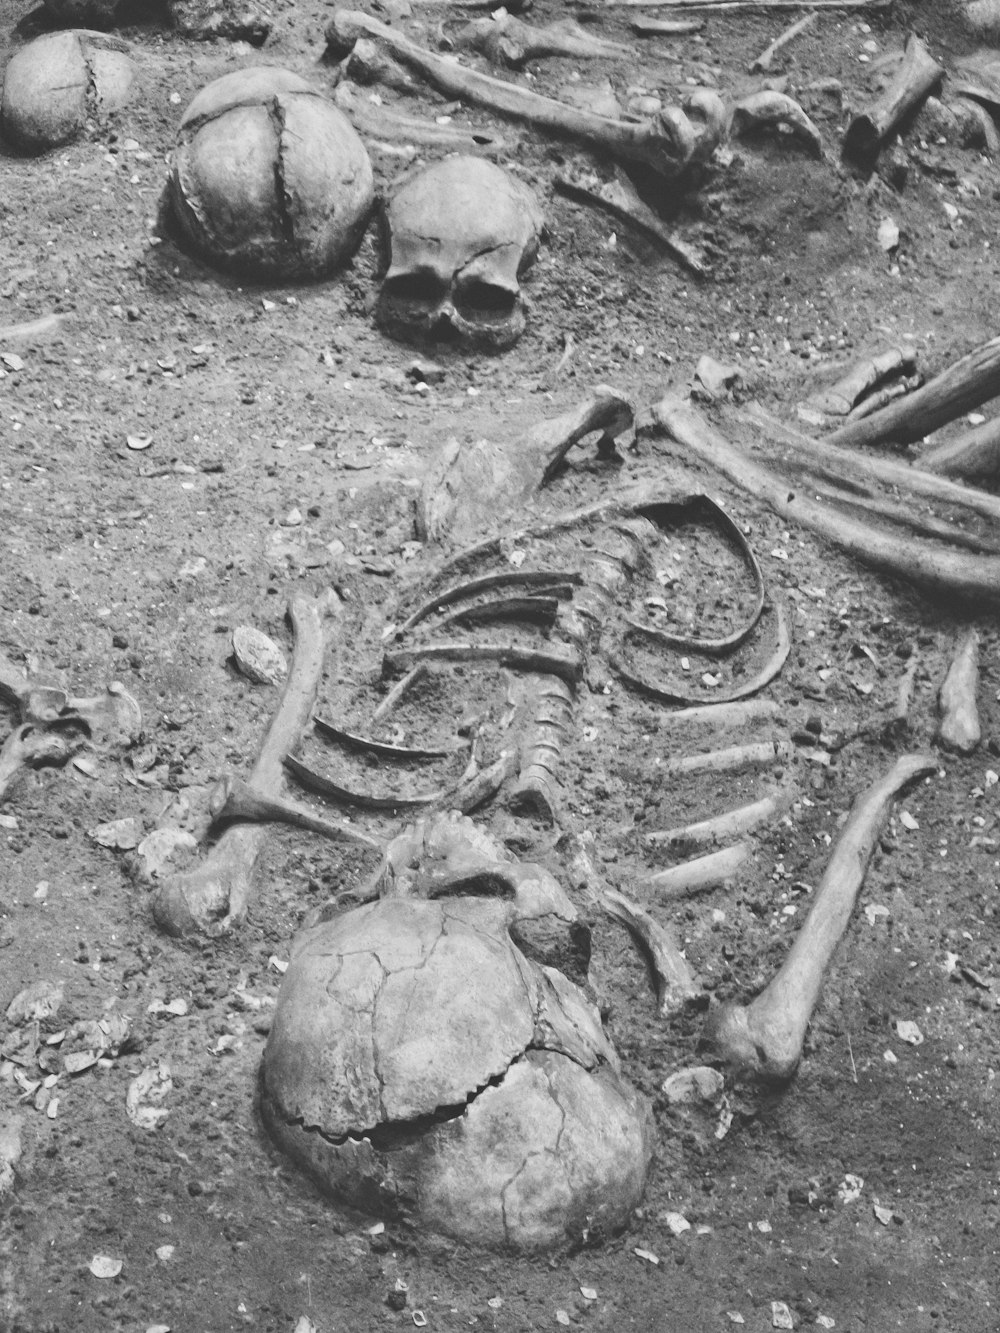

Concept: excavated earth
[[2, 0, 999, 1329]]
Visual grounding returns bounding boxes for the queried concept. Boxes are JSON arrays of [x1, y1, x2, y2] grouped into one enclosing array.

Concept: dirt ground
[[2, 0, 999, 1329]]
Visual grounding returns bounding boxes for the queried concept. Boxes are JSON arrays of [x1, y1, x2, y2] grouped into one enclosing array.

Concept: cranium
[[376, 155, 543, 352], [260, 812, 652, 1250], [168, 67, 374, 280], [1, 30, 136, 155]]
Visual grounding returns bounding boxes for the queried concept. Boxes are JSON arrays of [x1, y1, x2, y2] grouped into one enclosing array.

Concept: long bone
[[152, 596, 376, 937], [324, 9, 713, 179], [452, 14, 634, 67], [702, 752, 936, 1082]]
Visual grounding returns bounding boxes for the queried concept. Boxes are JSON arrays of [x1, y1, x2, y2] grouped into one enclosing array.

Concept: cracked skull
[[260, 812, 652, 1250], [168, 67, 374, 280], [376, 156, 543, 352], [1, 30, 137, 155]]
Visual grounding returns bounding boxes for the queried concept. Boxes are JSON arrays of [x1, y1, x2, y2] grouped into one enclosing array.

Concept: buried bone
[[260, 811, 652, 1249], [1, 30, 137, 155], [377, 156, 543, 352], [325, 9, 712, 178], [702, 753, 936, 1082], [168, 67, 374, 280], [937, 629, 981, 756], [452, 13, 633, 66], [151, 596, 376, 937]]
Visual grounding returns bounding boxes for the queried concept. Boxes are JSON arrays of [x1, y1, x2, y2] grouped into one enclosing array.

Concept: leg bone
[[702, 752, 936, 1082], [325, 9, 709, 178]]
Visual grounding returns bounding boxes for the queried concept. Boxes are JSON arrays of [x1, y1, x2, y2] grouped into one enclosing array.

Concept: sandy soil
[[2, 0, 999, 1330]]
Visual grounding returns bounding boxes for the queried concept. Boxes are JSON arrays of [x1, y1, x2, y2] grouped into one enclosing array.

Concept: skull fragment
[[261, 813, 652, 1250], [1, 30, 136, 155], [376, 156, 543, 352], [168, 67, 374, 280]]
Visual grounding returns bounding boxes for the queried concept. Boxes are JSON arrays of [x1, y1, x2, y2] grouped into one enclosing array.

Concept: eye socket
[[381, 271, 449, 311], [453, 278, 517, 326]]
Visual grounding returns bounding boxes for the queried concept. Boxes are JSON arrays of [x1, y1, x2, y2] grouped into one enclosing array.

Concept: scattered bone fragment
[[644, 841, 751, 899], [602, 0, 891, 8], [169, 68, 374, 279], [324, 9, 714, 179], [232, 625, 287, 686], [554, 168, 709, 276], [0, 313, 70, 343], [919, 415, 1000, 481], [377, 156, 543, 352], [631, 17, 704, 35], [602, 889, 700, 1014], [749, 13, 816, 73], [824, 331, 1000, 449], [730, 90, 824, 156], [647, 788, 793, 851], [891, 651, 919, 734], [808, 347, 918, 418], [334, 82, 505, 151], [152, 596, 373, 937], [653, 395, 1000, 606], [702, 753, 936, 1082], [261, 812, 652, 1249], [453, 14, 632, 66], [948, 95, 1000, 153], [842, 33, 944, 164], [0, 653, 140, 803], [661, 1066, 724, 1106], [937, 629, 981, 755], [1, 30, 137, 154]]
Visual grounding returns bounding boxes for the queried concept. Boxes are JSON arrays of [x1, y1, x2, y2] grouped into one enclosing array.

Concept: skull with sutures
[[376, 155, 544, 352], [260, 812, 652, 1251]]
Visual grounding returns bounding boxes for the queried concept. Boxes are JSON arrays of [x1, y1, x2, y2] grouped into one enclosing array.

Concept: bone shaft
[[827, 331, 1000, 449], [741, 402, 1000, 525], [749, 753, 935, 1036], [251, 596, 325, 796], [647, 789, 791, 849], [750, 12, 816, 72], [655, 395, 1000, 605], [662, 738, 793, 776], [645, 841, 751, 898], [661, 698, 781, 732], [326, 10, 688, 169], [818, 347, 917, 415], [919, 414, 1000, 480], [843, 34, 944, 161]]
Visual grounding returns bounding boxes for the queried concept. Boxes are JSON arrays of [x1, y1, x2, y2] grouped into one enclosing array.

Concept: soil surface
[[2, 1, 999, 1330]]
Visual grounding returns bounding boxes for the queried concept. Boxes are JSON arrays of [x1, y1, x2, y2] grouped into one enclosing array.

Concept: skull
[[260, 812, 652, 1250], [1, 30, 136, 155], [168, 67, 374, 281], [377, 155, 543, 352]]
